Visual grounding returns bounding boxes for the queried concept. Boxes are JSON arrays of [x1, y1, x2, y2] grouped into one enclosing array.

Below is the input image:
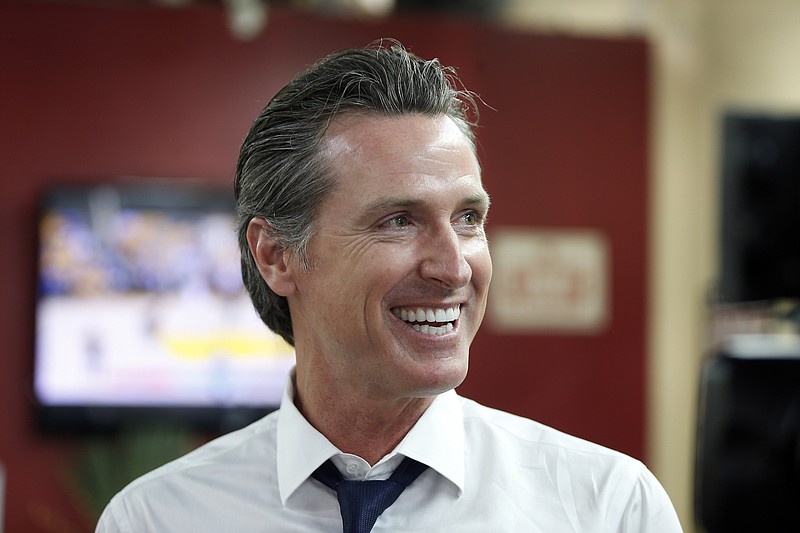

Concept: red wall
[[0, 3, 649, 530], [464, 31, 650, 455]]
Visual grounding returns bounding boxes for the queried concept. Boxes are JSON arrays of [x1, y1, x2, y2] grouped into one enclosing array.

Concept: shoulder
[[132, 410, 279, 487], [459, 395, 634, 459], [96, 412, 280, 532], [458, 397, 665, 496], [456, 396, 682, 530]]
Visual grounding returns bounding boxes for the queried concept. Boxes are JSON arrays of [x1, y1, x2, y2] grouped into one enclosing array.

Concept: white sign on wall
[[488, 227, 610, 334]]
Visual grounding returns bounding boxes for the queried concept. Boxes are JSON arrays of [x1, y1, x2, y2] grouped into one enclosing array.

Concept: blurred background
[[1, 0, 799, 531]]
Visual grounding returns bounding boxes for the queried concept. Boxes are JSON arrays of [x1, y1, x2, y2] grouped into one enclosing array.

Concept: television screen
[[34, 180, 295, 433], [719, 113, 800, 303]]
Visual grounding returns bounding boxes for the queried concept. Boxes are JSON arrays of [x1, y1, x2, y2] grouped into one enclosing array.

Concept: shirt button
[[346, 463, 359, 475]]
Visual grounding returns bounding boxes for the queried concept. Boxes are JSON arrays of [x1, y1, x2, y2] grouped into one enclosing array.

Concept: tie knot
[[311, 457, 428, 533]]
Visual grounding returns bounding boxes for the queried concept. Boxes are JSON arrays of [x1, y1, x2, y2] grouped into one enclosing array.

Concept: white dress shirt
[[96, 374, 683, 532]]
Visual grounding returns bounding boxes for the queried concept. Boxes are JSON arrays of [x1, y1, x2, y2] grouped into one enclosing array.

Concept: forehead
[[318, 113, 483, 202]]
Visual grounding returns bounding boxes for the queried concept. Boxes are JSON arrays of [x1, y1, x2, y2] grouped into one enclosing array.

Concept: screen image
[[34, 181, 294, 432]]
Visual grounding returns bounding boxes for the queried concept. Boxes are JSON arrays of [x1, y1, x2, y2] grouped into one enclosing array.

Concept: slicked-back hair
[[234, 39, 479, 346]]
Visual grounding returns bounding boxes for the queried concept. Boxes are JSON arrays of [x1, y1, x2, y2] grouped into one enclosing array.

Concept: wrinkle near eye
[[322, 228, 400, 263]]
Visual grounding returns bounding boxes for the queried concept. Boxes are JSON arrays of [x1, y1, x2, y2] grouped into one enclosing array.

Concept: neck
[[293, 364, 434, 466]]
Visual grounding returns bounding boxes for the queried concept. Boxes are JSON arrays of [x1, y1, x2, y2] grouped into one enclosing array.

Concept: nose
[[419, 224, 472, 289]]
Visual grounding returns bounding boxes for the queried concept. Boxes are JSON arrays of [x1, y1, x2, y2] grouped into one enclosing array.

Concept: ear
[[246, 218, 298, 297]]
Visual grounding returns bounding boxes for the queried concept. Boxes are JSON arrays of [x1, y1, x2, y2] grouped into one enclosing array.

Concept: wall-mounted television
[[719, 113, 800, 303], [34, 180, 294, 434]]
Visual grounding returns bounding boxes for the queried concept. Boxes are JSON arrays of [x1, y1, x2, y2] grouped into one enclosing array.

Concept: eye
[[459, 211, 483, 227], [383, 214, 410, 228]]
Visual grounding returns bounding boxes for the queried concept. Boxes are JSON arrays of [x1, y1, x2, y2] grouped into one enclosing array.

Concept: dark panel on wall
[[719, 113, 800, 303]]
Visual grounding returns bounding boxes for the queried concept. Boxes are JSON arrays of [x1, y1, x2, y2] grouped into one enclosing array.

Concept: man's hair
[[234, 39, 479, 346]]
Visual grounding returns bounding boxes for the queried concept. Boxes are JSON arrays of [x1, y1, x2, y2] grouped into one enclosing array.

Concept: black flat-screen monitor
[[34, 180, 294, 433], [719, 113, 800, 303], [695, 334, 800, 531]]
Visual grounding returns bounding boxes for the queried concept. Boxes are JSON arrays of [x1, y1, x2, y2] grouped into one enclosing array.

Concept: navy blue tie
[[311, 456, 428, 533]]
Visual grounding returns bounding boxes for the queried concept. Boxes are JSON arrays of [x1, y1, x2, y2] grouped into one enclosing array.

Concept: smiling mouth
[[390, 305, 461, 336]]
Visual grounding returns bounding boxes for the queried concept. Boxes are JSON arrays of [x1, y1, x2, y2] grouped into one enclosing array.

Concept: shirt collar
[[276, 371, 466, 504], [393, 388, 465, 495], [276, 373, 341, 505]]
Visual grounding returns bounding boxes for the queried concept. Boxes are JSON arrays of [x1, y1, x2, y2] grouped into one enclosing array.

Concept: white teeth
[[391, 305, 461, 336], [411, 323, 454, 336]]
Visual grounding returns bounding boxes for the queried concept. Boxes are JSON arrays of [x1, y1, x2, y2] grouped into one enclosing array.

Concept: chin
[[411, 357, 469, 397]]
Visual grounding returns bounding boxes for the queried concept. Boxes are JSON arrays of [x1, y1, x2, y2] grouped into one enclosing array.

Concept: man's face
[[288, 113, 492, 401]]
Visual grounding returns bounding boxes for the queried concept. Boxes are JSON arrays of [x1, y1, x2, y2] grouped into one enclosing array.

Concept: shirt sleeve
[[95, 498, 130, 533], [617, 466, 683, 532]]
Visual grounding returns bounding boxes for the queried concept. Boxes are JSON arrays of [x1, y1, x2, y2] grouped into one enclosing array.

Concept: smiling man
[[96, 41, 682, 532], [250, 112, 491, 467]]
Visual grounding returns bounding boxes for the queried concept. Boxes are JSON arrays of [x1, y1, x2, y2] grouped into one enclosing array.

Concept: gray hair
[[234, 39, 479, 346]]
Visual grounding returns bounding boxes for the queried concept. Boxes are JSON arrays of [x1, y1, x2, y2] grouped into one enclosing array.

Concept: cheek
[[482, 253, 493, 286], [468, 244, 493, 286], [368, 246, 417, 278]]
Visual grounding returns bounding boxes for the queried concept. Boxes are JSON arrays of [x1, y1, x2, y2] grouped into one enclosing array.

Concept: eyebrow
[[467, 191, 492, 210], [365, 197, 425, 214], [361, 191, 491, 220]]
